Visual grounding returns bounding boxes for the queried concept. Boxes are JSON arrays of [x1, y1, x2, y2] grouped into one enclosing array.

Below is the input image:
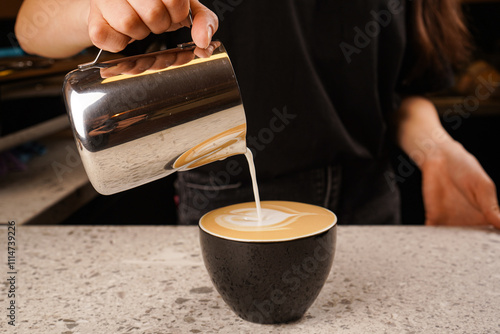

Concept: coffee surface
[[200, 201, 336, 242]]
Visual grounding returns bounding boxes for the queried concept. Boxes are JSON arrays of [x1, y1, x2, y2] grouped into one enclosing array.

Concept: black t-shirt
[[190, 0, 448, 179], [127, 0, 451, 180]]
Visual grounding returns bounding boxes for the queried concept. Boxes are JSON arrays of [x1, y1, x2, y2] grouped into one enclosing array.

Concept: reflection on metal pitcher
[[63, 42, 246, 195], [168, 123, 246, 171]]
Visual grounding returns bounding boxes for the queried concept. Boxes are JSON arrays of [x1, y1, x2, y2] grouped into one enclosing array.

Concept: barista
[[15, 0, 500, 228]]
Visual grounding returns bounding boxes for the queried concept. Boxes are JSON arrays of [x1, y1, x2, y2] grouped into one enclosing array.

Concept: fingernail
[[207, 25, 213, 48]]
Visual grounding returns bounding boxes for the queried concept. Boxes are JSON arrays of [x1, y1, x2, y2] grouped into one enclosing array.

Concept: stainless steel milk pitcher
[[63, 42, 246, 195]]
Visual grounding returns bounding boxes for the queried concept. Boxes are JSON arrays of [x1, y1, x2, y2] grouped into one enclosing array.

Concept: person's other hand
[[421, 140, 500, 228], [88, 0, 218, 53]]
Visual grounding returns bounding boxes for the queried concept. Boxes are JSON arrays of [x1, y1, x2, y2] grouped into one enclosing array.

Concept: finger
[[193, 42, 215, 58], [485, 205, 500, 229], [172, 50, 195, 66], [120, 57, 157, 75], [100, 61, 136, 78], [127, 0, 172, 34], [476, 178, 500, 229], [424, 218, 438, 226], [161, 0, 190, 24], [89, 13, 132, 53], [99, 0, 150, 41], [425, 205, 487, 227], [190, 0, 218, 49], [149, 53, 178, 70], [423, 175, 489, 227]]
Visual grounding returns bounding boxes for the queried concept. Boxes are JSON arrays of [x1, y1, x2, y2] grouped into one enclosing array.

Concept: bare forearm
[[15, 0, 92, 58], [396, 96, 458, 166]]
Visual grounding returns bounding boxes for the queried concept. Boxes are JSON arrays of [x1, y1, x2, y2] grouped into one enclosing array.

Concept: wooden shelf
[[0, 114, 69, 153], [431, 96, 500, 116], [0, 130, 97, 224]]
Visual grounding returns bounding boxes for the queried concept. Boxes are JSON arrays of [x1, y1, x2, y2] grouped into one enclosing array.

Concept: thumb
[[190, 0, 219, 49], [424, 218, 438, 226]]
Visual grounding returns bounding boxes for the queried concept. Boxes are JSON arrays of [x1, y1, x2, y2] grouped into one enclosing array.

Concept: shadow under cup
[[199, 202, 337, 324]]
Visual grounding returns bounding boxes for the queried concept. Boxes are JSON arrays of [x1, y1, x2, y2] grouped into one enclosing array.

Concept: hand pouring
[[62, 42, 246, 195]]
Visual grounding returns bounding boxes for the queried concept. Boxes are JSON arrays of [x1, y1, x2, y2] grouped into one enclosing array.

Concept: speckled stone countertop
[[1, 226, 499, 334]]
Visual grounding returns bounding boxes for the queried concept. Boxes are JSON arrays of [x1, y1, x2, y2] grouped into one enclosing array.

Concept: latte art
[[200, 201, 337, 242], [215, 207, 311, 230]]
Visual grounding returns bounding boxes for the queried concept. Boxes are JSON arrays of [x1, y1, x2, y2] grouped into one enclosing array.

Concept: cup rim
[[199, 200, 337, 243]]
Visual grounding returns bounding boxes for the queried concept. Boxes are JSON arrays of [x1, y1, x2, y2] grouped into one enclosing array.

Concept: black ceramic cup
[[199, 201, 337, 324]]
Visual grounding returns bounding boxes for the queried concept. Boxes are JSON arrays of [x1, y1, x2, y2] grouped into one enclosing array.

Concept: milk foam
[[214, 207, 311, 231]]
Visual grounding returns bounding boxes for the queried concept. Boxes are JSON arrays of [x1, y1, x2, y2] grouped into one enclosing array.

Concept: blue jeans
[[174, 158, 401, 226]]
